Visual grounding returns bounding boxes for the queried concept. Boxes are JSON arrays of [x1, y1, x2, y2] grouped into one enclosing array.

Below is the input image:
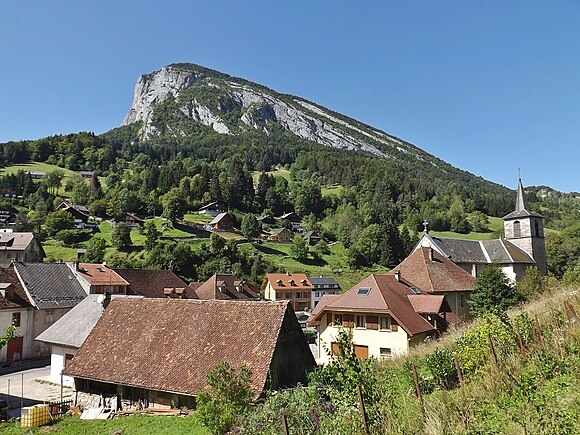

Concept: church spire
[[515, 176, 529, 212]]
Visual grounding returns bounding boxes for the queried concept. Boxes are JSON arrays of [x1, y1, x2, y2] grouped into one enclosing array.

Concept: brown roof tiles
[[115, 269, 189, 298], [391, 247, 475, 293], [63, 299, 297, 398]]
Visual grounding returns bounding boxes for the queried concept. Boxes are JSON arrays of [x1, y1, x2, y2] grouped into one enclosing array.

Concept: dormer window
[[289, 279, 296, 286], [276, 279, 284, 286], [301, 279, 308, 285]]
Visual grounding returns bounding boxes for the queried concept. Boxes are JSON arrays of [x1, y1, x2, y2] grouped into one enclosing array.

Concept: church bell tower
[[503, 177, 547, 274]]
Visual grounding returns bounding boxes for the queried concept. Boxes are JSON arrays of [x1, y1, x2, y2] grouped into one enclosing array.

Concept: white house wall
[[49, 345, 77, 387], [317, 316, 410, 365]]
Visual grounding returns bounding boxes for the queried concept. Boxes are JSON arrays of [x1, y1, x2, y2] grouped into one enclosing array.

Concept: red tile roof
[[63, 299, 296, 398], [264, 273, 313, 291], [114, 269, 189, 298], [194, 274, 259, 300], [390, 247, 475, 293], [309, 274, 436, 336], [0, 265, 33, 310], [407, 294, 445, 314], [75, 263, 129, 287]]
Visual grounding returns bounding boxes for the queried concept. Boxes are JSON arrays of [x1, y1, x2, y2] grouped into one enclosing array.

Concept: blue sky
[[1, 1, 578, 192]]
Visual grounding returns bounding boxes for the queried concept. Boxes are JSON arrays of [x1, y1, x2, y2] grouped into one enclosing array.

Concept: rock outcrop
[[122, 63, 439, 164]]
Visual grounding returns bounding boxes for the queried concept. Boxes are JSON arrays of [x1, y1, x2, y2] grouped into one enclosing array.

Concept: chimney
[[102, 292, 111, 308], [394, 270, 401, 282]]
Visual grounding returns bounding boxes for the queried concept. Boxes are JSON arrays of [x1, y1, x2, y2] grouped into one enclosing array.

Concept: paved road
[[0, 366, 74, 418]]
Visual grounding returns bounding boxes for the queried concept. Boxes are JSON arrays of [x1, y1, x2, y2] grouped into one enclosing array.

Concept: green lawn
[[241, 241, 386, 290], [1, 414, 208, 435], [251, 168, 291, 186], [321, 184, 344, 197]]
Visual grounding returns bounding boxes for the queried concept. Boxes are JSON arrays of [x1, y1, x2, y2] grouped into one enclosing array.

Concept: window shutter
[[366, 315, 379, 330]]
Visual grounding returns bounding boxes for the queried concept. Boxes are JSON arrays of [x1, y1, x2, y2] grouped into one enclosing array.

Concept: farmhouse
[[55, 201, 93, 229], [64, 299, 316, 407], [267, 228, 293, 242], [308, 274, 453, 363], [198, 200, 226, 217], [0, 232, 44, 267], [208, 212, 235, 231]]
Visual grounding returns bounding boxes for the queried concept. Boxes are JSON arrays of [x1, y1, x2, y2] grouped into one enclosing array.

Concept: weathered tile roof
[[194, 273, 259, 300], [35, 294, 105, 348], [264, 273, 313, 291], [390, 247, 475, 293], [64, 299, 294, 398], [15, 262, 87, 309], [0, 266, 33, 310], [309, 274, 436, 336], [75, 263, 129, 287], [114, 269, 189, 298], [407, 294, 445, 314]]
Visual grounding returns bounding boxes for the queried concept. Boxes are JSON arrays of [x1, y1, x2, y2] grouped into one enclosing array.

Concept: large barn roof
[[64, 299, 297, 398]]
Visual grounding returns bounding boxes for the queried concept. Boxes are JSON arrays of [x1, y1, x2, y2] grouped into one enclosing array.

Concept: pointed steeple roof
[[503, 177, 543, 219]]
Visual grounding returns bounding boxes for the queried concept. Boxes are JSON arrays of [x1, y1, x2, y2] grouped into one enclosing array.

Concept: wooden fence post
[[412, 364, 426, 419], [487, 333, 498, 366], [534, 315, 544, 345], [515, 322, 526, 358], [281, 414, 289, 435], [452, 351, 464, 388], [357, 385, 370, 435]]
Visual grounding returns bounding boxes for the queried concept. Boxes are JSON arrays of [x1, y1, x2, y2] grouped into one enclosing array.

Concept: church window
[[513, 221, 521, 238], [534, 220, 540, 237]]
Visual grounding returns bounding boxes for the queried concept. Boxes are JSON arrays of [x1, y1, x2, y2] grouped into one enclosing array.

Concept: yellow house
[[263, 273, 314, 311]]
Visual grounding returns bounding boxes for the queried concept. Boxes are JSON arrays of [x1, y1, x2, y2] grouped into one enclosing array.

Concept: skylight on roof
[[356, 287, 371, 296], [410, 287, 421, 294]]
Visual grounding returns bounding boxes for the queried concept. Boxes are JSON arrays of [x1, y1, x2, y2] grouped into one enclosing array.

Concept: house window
[[45, 310, 54, 324], [459, 294, 467, 309], [355, 315, 365, 328], [380, 347, 392, 358], [513, 221, 521, 238], [285, 291, 291, 299], [334, 314, 343, 326], [380, 316, 392, 330], [12, 312, 21, 327], [65, 353, 74, 367], [276, 291, 283, 299]]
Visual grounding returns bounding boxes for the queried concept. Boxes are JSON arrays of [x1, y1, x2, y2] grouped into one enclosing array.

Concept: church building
[[414, 178, 546, 282]]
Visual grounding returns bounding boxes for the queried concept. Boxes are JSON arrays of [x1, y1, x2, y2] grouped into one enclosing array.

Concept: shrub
[[196, 362, 253, 435]]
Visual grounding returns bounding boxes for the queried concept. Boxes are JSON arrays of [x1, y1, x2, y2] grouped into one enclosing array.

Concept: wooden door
[[354, 344, 368, 359], [6, 336, 23, 362]]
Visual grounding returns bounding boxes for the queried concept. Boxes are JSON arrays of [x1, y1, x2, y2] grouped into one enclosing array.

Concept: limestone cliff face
[[122, 63, 435, 162]]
